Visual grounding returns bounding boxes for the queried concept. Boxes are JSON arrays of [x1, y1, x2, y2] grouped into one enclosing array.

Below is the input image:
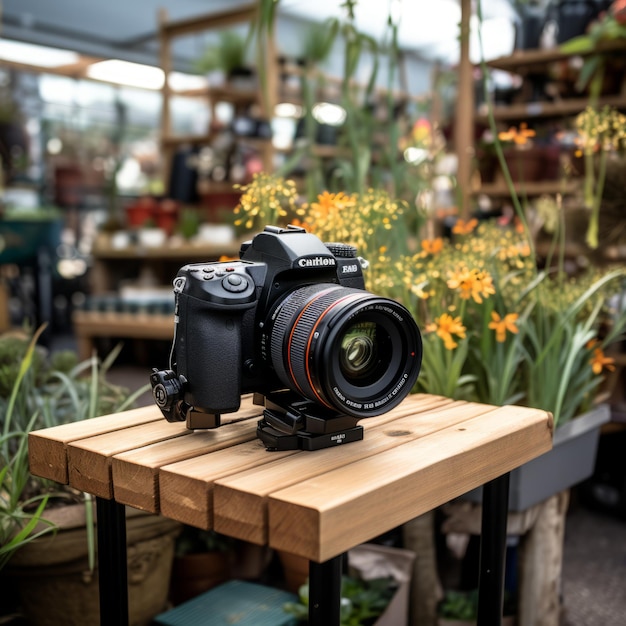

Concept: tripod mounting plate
[[256, 396, 363, 451]]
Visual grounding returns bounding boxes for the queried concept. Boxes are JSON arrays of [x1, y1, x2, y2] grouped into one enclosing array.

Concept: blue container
[[154, 580, 298, 626], [0, 218, 62, 265]]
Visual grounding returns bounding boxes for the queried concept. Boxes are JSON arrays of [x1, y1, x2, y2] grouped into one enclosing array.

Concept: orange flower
[[447, 267, 496, 303], [588, 342, 615, 375], [428, 313, 466, 350], [312, 191, 349, 218], [498, 122, 536, 145], [421, 238, 444, 254], [452, 218, 478, 235], [488, 311, 519, 342]]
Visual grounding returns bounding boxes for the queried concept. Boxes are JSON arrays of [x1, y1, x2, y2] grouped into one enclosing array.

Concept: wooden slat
[[160, 395, 452, 532], [112, 400, 264, 512], [160, 438, 297, 529], [28, 406, 162, 484], [66, 419, 190, 498], [212, 397, 485, 545], [268, 405, 553, 562]]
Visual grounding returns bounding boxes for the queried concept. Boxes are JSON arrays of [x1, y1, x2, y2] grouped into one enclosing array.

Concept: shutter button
[[222, 274, 248, 293]]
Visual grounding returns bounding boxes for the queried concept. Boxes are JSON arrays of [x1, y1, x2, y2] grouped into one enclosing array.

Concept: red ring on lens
[[287, 292, 364, 408]]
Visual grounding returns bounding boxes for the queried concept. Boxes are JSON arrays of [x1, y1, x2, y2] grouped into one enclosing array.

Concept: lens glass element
[[339, 322, 387, 386]]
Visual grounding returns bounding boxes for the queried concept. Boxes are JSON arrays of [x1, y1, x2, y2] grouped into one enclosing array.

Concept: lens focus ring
[[270, 284, 363, 405]]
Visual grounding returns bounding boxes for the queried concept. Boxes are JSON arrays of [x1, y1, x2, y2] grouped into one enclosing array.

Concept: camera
[[151, 225, 422, 450]]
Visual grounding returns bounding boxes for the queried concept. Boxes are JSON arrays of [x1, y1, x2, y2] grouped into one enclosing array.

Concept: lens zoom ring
[[270, 284, 339, 387], [272, 285, 364, 401]]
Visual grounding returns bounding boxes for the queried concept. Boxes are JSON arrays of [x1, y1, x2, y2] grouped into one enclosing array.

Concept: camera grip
[[175, 293, 245, 414]]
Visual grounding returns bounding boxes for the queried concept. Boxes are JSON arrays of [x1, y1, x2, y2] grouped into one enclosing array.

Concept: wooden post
[[403, 512, 443, 626], [518, 491, 570, 626], [158, 8, 173, 190], [455, 0, 474, 219]]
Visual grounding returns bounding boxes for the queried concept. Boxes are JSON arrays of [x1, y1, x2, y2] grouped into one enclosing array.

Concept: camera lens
[[269, 284, 422, 417]]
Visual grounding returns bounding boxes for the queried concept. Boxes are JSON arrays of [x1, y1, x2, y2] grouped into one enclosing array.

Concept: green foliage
[[283, 575, 396, 625], [194, 30, 248, 75], [0, 327, 148, 570], [438, 588, 516, 621], [438, 589, 479, 621]]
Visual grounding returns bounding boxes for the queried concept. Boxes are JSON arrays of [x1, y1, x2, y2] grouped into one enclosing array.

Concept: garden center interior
[[1, 1, 626, 625]]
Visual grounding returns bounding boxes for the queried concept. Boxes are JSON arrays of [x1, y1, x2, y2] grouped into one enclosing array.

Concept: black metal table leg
[[477, 472, 510, 626], [309, 554, 344, 626], [96, 497, 129, 626]]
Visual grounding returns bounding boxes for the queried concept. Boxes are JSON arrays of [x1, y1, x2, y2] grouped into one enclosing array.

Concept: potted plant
[[194, 30, 251, 88], [169, 527, 234, 605], [0, 327, 180, 625]]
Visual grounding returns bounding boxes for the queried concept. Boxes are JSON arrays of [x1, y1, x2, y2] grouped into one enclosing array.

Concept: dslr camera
[[151, 225, 422, 450]]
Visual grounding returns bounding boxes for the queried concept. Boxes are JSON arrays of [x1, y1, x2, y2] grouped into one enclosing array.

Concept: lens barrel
[[269, 284, 422, 417]]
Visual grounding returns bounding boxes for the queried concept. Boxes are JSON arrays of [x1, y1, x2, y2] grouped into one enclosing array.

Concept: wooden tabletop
[[29, 394, 553, 562]]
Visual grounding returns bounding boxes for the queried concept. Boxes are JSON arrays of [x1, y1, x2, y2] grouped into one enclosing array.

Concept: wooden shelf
[[477, 94, 626, 123], [162, 133, 272, 149], [171, 84, 259, 104], [475, 179, 581, 198], [91, 240, 243, 261], [486, 40, 626, 73], [73, 311, 174, 360]]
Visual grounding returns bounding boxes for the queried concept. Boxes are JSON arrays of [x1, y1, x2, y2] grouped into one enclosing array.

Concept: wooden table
[[29, 393, 553, 626]]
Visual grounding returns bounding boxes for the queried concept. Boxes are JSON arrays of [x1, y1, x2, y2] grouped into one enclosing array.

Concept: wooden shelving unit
[[74, 238, 245, 356], [158, 3, 278, 191], [471, 42, 626, 207], [88, 240, 243, 293]]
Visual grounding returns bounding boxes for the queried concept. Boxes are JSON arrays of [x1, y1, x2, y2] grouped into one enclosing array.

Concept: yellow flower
[[452, 218, 478, 235], [421, 238, 443, 254], [428, 313, 466, 350], [488, 311, 519, 342], [447, 267, 496, 303], [587, 341, 615, 375]]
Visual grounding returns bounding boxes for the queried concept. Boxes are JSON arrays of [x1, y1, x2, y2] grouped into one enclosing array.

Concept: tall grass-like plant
[[0, 327, 148, 571], [1, 327, 52, 570]]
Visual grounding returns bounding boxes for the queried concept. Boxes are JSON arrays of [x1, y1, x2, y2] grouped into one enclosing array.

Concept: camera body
[[151, 225, 422, 450]]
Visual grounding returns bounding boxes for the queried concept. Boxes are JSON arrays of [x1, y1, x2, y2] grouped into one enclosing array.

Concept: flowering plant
[[297, 194, 626, 426], [574, 105, 626, 248], [234, 170, 625, 428]]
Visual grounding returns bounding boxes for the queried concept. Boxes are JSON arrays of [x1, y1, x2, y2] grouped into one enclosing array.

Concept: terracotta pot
[[8, 503, 181, 626], [125, 197, 157, 228], [502, 147, 545, 183], [169, 551, 231, 605], [277, 550, 309, 594], [154, 200, 179, 236]]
